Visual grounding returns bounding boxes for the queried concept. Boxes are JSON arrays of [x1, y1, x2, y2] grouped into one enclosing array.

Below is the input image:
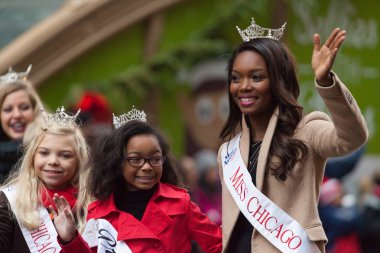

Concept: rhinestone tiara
[[0, 65, 32, 85], [236, 18, 286, 41], [113, 106, 147, 129], [41, 106, 81, 126]]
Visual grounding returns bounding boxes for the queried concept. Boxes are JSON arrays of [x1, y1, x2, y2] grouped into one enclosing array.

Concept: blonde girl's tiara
[[41, 106, 81, 126]]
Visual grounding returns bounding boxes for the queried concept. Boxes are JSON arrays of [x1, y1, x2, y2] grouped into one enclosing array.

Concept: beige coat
[[217, 73, 368, 253]]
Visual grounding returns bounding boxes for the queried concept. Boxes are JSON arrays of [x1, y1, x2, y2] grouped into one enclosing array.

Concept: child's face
[[123, 134, 163, 191], [34, 133, 78, 190]]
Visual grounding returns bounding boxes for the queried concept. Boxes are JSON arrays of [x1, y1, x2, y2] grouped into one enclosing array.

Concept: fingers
[[52, 193, 71, 213], [325, 28, 346, 50], [313, 33, 321, 52], [324, 28, 341, 48], [331, 30, 346, 52]]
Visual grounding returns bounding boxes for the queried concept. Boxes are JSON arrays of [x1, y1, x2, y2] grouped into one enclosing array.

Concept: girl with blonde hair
[[0, 107, 91, 253]]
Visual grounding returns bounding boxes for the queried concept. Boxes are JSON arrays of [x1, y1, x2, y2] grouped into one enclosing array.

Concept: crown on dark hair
[[113, 106, 147, 129], [236, 18, 286, 41]]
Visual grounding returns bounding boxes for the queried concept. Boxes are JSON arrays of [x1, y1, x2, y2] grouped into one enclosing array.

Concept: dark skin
[[312, 28, 346, 86], [50, 28, 347, 244], [231, 28, 346, 141]]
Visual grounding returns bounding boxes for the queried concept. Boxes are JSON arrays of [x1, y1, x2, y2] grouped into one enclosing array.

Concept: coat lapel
[[92, 185, 175, 242], [256, 107, 279, 191], [117, 212, 159, 241], [117, 201, 172, 241], [142, 201, 172, 236], [240, 107, 279, 191]]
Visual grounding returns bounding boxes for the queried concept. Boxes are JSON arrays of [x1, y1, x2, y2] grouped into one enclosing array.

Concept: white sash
[[221, 134, 320, 253], [82, 218, 132, 253], [2, 186, 62, 253]]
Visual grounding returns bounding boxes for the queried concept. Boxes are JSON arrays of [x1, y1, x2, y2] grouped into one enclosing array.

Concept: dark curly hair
[[220, 38, 308, 181], [88, 120, 181, 200]]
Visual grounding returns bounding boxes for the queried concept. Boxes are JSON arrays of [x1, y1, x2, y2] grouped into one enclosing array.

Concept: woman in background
[[0, 66, 42, 184]]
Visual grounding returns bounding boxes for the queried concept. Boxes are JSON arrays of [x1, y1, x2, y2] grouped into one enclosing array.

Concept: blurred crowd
[[318, 147, 380, 253]]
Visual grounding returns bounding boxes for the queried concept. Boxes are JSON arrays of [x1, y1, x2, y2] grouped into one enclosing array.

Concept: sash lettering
[[2, 186, 61, 253], [221, 134, 320, 253], [82, 218, 132, 253]]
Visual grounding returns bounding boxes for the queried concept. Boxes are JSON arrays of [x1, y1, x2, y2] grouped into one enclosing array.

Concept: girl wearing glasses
[[55, 119, 222, 253]]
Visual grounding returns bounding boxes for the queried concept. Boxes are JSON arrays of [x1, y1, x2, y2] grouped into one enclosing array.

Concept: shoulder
[[87, 198, 112, 219], [218, 141, 228, 154], [0, 190, 15, 221], [155, 184, 193, 214], [218, 134, 241, 155], [159, 183, 188, 195], [0, 191, 9, 207], [155, 183, 191, 206], [87, 200, 101, 211]]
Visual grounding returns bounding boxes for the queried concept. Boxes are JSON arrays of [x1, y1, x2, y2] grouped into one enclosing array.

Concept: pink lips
[[136, 175, 155, 183], [43, 169, 63, 176]]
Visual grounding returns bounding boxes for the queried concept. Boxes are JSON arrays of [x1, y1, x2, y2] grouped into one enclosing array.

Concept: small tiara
[[113, 106, 147, 129], [0, 65, 32, 85], [41, 106, 81, 126], [236, 18, 286, 41]]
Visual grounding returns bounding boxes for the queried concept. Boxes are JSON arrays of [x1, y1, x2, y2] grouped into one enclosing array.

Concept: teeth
[[138, 176, 153, 180], [11, 122, 25, 132], [241, 97, 255, 102], [44, 170, 61, 174]]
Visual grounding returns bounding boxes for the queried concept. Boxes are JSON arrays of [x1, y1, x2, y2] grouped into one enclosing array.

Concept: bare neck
[[247, 113, 272, 141]]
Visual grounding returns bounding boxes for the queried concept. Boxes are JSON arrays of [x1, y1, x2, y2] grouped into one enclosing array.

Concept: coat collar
[[88, 183, 185, 241], [240, 106, 279, 191], [221, 108, 279, 247], [88, 183, 184, 216]]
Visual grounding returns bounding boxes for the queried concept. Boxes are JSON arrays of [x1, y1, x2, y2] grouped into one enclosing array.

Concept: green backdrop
[[38, 0, 379, 155]]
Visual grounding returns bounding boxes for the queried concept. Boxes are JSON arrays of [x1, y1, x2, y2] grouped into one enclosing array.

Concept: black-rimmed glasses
[[125, 156, 166, 167]]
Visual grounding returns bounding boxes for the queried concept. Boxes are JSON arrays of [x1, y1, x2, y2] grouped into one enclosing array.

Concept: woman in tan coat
[[218, 19, 368, 253]]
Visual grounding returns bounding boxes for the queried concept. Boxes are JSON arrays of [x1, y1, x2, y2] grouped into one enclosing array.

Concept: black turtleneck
[[114, 184, 157, 221]]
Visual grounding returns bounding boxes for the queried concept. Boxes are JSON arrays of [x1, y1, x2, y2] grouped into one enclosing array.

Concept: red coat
[[61, 183, 222, 253]]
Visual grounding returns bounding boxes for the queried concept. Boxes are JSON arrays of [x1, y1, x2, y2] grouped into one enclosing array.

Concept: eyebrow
[[126, 150, 162, 155], [232, 68, 267, 74]]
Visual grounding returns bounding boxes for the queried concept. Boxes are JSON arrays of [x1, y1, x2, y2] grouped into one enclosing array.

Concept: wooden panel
[[0, 0, 183, 86]]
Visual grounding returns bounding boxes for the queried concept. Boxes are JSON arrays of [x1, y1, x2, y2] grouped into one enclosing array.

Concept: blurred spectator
[[0, 78, 43, 184], [176, 155, 204, 253], [358, 170, 380, 253], [319, 177, 362, 253], [73, 89, 113, 143], [325, 146, 365, 179], [176, 155, 200, 198], [193, 149, 222, 226]]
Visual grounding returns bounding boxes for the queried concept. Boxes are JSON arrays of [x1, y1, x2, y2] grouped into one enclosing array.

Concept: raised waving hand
[[312, 28, 346, 86], [50, 193, 77, 243]]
